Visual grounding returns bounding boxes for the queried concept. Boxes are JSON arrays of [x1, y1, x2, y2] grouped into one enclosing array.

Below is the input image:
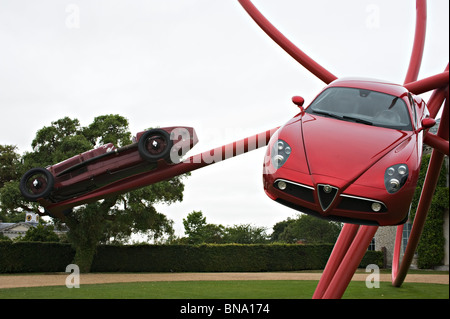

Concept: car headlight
[[384, 164, 409, 193], [271, 140, 291, 169]]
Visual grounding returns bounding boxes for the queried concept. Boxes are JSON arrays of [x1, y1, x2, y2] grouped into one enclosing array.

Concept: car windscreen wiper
[[311, 109, 343, 120], [343, 115, 373, 126]]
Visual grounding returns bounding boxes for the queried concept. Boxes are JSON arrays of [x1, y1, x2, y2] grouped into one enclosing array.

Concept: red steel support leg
[[321, 225, 379, 299], [312, 223, 360, 299], [391, 223, 404, 282]]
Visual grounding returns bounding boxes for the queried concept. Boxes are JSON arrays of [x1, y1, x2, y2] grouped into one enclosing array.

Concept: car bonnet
[[300, 113, 411, 187]]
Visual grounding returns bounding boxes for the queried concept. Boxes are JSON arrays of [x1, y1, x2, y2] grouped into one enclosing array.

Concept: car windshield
[[305, 87, 413, 131]]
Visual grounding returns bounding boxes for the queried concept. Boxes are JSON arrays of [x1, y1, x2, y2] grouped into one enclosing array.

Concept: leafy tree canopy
[[181, 211, 269, 244], [271, 214, 342, 244], [17, 224, 60, 243]]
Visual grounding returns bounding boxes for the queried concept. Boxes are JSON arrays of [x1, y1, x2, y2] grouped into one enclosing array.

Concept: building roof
[[0, 222, 37, 232]]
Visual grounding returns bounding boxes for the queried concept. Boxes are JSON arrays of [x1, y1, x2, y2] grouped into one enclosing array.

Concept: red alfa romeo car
[[20, 127, 198, 217], [263, 78, 436, 226]]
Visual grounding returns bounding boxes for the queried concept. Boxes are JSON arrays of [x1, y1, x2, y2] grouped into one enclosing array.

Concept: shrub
[[1, 242, 383, 273]]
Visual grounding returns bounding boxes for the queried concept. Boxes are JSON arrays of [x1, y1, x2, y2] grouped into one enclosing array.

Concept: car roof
[[327, 77, 409, 97]]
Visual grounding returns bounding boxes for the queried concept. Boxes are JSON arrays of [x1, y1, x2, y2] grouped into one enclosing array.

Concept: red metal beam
[[404, 71, 449, 95], [404, 0, 427, 84], [426, 64, 449, 118], [321, 225, 379, 299], [428, 85, 449, 118], [424, 131, 449, 156], [312, 223, 360, 299], [391, 223, 404, 282], [237, 0, 337, 84], [392, 94, 448, 287]]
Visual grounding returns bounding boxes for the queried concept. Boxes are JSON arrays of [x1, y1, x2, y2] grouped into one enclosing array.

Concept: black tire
[[138, 129, 173, 162], [19, 168, 54, 201]]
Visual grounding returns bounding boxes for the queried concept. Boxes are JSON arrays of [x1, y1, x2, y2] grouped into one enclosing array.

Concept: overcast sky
[[0, 0, 448, 237]]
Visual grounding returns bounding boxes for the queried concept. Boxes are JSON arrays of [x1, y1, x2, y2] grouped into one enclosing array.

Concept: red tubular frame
[[424, 130, 449, 156], [404, 71, 449, 95], [238, 0, 337, 84], [426, 64, 449, 118], [312, 223, 359, 299], [322, 225, 379, 299], [404, 0, 427, 84]]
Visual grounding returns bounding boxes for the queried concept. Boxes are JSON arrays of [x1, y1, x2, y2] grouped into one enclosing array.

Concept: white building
[[0, 212, 67, 240], [0, 213, 40, 240]]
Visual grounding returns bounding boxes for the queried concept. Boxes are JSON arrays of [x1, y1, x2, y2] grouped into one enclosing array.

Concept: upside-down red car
[[263, 78, 436, 226], [20, 127, 198, 218]]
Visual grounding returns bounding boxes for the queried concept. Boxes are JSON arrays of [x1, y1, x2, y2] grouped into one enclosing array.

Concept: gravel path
[[0, 272, 448, 289]]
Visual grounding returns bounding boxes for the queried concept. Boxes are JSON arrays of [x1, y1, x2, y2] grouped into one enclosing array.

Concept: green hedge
[[0, 241, 74, 273], [0, 241, 383, 273], [90, 244, 338, 272]]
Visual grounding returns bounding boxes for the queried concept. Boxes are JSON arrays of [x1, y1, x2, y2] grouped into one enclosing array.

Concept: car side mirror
[[292, 96, 305, 111], [420, 118, 436, 131]]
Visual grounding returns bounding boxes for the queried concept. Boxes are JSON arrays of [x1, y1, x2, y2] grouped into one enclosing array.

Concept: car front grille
[[274, 179, 387, 213], [274, 179, 315, 203], [337, 194, 387, 213]]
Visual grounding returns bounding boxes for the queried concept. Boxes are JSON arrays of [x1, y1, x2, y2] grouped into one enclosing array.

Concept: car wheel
[[19, 168, 55, 201], [138, 129, 173, 162]]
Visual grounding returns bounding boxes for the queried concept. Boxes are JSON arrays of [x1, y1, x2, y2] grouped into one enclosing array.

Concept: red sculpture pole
[[392, 91, 449, 287], [424, 130, 450, 156], [312, 223, 359, 299], [322, 225, 379, 299], [426, 64, 449, 118], [404, 71, 449, 95], [391, 221, 403, 282], [404, 0, 427, 84], [237, 0, 337, 84]]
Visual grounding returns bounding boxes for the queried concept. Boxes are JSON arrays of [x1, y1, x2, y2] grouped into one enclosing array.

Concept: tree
[[0, 145, 30, 220], [272, 214, 342, 244], [0, 145, 21, 189], [223, 224, 269, 244], [181, 211, 269, 244], [26, 117, 92, 166], [270, 217, 294, 242], [182, 211, 225, 244], [18, 224, 60, 242], [83, 114, 132, 146], [0, 115, 186, 272], [183, 211, 206, 237]]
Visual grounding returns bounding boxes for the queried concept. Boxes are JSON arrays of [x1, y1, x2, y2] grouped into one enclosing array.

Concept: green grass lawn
[[0, 280, 448, 299]]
